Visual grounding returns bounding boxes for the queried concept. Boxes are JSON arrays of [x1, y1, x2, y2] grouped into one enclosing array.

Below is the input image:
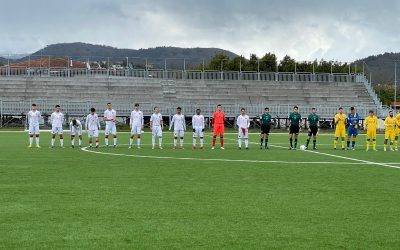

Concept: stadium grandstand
[[0, 56, 385, 128]]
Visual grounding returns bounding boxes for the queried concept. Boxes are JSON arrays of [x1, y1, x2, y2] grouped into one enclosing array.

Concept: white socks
[[173, 139, 183, 147], [193, 138, 204, 147], [238, 138, 248, 148]]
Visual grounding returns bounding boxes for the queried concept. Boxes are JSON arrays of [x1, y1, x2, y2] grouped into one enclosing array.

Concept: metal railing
[[0, 66, 359, 82]]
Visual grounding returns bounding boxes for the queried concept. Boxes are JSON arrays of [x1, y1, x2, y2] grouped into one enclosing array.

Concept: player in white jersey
[[50, 105, 65, 148], [27, 103, 41, 148], [70, 119, 83, 148], [150, 106, 163, 149], [85, 108, 101, 148], [237, 108, 250, 149], [192, 108, 205, 149], [169, 107, 186, 149], [129, 103, 144, 149], [104, 102, 117, 147]]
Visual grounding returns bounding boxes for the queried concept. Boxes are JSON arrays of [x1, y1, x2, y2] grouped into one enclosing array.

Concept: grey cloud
[[0, 0, 399, 61]]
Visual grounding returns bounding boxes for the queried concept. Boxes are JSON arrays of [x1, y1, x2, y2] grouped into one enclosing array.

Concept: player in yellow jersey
[[384, 110, 396, 152], [364, 110, 378, 151], [334, 107, 347, 150], [394, 112, 400, 151]]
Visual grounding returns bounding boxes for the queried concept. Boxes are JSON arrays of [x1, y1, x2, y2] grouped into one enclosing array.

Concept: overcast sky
[[0, 0, 399, 61]]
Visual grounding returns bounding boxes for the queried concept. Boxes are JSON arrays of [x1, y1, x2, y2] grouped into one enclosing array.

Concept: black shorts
[[261, 124, 270, 134], [289, 125, 300, 134], [308, 126, 318, 136]]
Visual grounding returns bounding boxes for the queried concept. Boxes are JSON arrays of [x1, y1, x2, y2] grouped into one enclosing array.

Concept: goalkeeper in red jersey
[[212, 104, 225, 150]]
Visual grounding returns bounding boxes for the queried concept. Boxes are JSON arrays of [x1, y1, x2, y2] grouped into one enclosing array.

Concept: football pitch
[[1, 131, 400, 249]]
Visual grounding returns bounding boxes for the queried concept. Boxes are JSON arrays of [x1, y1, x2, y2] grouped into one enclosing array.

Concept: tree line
[[199, 52, 363, 74]]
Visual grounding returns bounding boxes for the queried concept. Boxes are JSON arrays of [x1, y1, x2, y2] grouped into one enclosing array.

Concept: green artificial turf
[[1, 131, 400, 249]]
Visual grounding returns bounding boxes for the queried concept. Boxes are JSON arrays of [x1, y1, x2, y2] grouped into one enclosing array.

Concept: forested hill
[[355, 52, 400, 85], [30, 42, 238, 61]]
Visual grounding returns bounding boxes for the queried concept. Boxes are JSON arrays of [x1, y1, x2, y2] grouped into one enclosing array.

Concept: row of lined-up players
[[26, 103, 250, 150], [26, 103, 398, 151]]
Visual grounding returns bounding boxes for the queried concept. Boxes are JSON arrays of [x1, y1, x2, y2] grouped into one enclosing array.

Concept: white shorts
[[88, 129, 99, 138], [238, 127, 249, 139], [51, 127, 63, 135], [152, 126, 162, 137], [105, 124, 117, 136], [174, 130, 184, 138], [71, 127, 82, 136], [130, 125, 142, 135], [29, 125, 40, 135], [193, 127, 204, 138]]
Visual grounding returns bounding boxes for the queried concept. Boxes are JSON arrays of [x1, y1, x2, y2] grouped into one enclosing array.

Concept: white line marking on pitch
[[80, 145, 367, 165], [270, 144, 400, 170], [4, 129, 396, 168], [219, 137, 400, 170]]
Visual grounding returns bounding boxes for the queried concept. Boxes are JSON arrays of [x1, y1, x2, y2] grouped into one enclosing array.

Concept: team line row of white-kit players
[[26, 103, 251, 149]]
